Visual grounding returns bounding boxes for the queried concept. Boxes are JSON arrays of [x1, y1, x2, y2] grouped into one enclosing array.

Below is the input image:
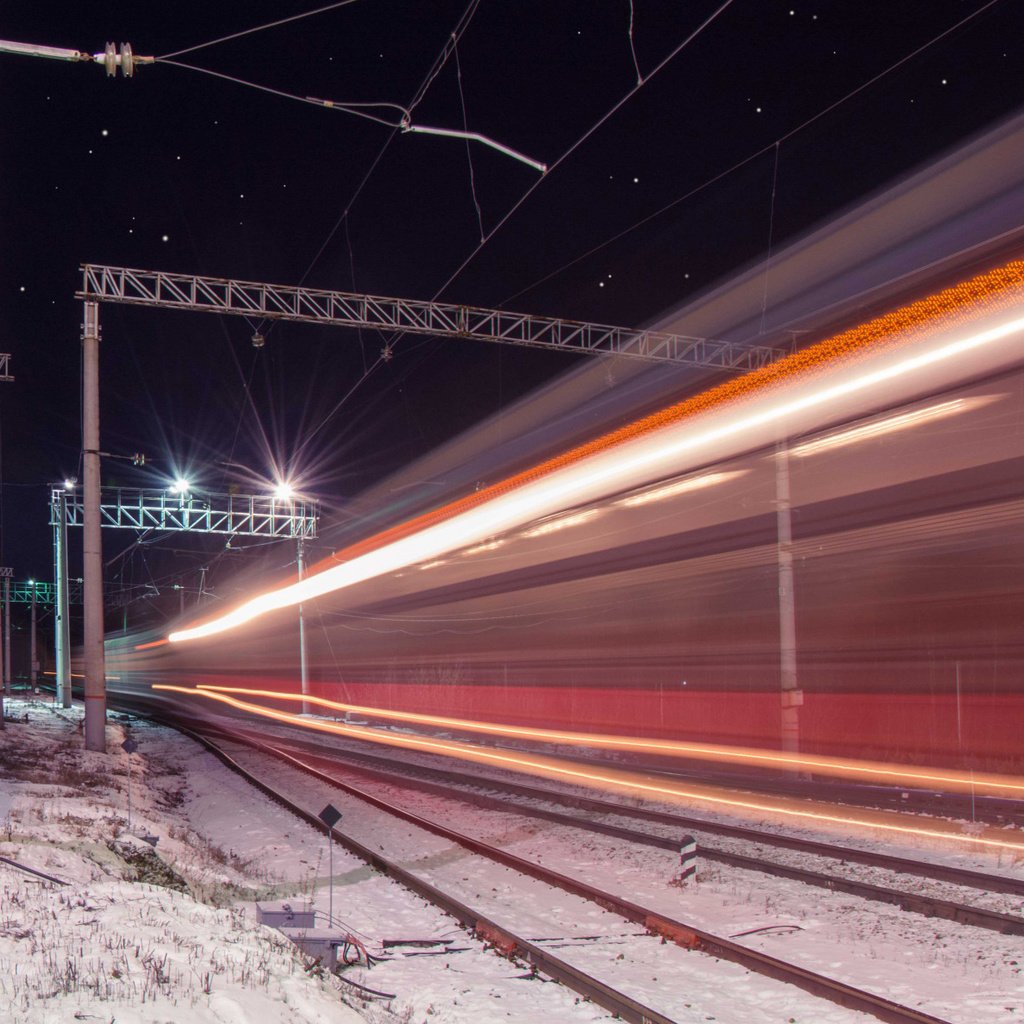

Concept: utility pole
[[0, 356, 11, 726], [82, 302, 106, 752], [53, 489, 71, 707], [297, 538, 309, 714], [776, 441, 801, 754], [29, 582, 37, 691], [0, 568, 11, 729]]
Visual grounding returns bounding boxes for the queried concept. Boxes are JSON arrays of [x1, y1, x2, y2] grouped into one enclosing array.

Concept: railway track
[[238, 723, 1024, 899], [253, 733, 1024, 937], [172, 718, 956, 1024]]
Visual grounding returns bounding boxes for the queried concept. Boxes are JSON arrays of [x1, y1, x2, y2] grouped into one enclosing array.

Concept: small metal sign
[[318, 803, 342, 829], [121, 738, 138, 754]]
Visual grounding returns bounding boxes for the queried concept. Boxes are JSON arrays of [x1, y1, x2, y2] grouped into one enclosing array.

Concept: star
[[162, 235, 169, 242], [19, 286, 25, 292], [101, 129, 109, 137]]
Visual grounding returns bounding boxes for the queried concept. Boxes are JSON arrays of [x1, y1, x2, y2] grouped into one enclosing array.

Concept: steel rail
[[177, 725, 679, 1024], [190, 723, 953, 1024], [262, 737, 1024, 937], [259, 726, 1024, 897]]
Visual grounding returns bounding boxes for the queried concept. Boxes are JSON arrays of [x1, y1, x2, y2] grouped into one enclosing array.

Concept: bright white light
[[786, 395, 998, 458], [273, 482, 295, 501], [169, 308, 1024, 645], [169, 478, 190, 495], [63, 478, 76, 490], [521, 508, 601, 538], [615, 470, 747, 508], [462, 539, 505, 556]]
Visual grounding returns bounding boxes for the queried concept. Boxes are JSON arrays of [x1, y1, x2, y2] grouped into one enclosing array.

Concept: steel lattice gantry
[[71, 262, 787, 752], [56, 486, 319, 538], [79, 264, 787, 372], [7, 580, 83, 604], [49, 486, 318, 715]]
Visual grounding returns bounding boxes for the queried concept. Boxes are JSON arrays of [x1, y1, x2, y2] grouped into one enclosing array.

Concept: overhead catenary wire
[[157, 0, 362, 60], [454, 41, 485, 243], [498, 0, 1006, 310], [374, 0, 736, 359], [157, 59, 402, 129]]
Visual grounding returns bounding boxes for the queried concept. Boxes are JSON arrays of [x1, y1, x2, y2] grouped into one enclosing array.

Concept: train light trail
[[786, 394, 998, 458], [167, 261, 1024, 645], [521, 508, 602, 538], [192, 683, 1024, 797], [154, 684, 1024, 855], [614, 469, 747, 507]]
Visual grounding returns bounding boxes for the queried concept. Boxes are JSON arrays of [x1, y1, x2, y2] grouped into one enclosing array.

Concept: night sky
[[0, 0, 1021, 619]]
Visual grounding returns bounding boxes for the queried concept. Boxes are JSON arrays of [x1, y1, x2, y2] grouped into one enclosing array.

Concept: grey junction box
[[255, 900, 316, 930]]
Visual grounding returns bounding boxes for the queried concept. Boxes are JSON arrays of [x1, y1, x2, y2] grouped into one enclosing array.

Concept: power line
[[158, 0, 362, 60], [499, 0, 1006, 309]]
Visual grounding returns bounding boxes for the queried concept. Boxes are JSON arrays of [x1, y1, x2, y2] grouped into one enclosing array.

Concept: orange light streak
[[195, 683, 1024, 798], [155, 684, 1024, 854], [167, 260, 1024, 644], [134, 638, 170, 651]]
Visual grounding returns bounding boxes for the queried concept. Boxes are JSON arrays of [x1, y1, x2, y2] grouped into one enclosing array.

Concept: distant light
[[170, 478, 190, 495], [273, 481, 295, 501], [27, 578, 34, 585], [161, 234, 169, 242], [63, 478, 77, 490]]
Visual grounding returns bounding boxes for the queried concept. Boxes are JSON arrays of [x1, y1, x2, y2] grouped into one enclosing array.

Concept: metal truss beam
[[52, 486, 319, 539], [8, 580, 82, 605], [79, 264, 786, 372], [0, 353, 11, 381]]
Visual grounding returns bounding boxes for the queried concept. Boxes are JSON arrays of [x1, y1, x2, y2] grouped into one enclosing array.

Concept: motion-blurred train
[[106, 255, 1024, 774]]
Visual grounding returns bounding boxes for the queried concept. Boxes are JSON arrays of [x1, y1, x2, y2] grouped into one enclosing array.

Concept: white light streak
[[169, 310, 1024, 644], [521, 508, 602, 537], [615, 469, 747, 508], [786, 395, 998, 458]]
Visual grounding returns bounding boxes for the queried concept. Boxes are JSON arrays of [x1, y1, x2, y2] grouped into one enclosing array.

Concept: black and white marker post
[[678, 834, 697, 885], [318, 803, 342, 925]]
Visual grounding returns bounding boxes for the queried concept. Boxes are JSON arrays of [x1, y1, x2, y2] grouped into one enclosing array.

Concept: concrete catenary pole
[[3, 576, 10, 695], [82, 301, 106, 751], [29, 583, 38, 690], [297, 537, 309, 715], [54, 489, 71, 707], [776, 441, 800, 754]]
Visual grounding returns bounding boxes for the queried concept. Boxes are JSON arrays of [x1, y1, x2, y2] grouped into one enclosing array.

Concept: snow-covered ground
[[3, 698, 1022, 1023]]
